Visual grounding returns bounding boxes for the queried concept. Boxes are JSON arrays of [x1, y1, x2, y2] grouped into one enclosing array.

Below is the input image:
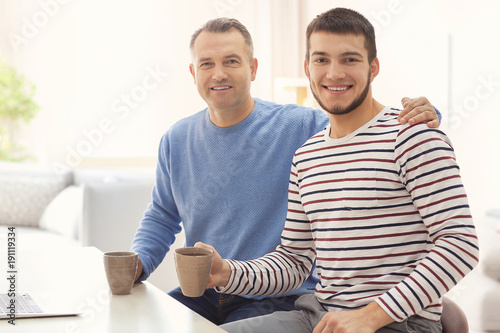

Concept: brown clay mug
[[103, 251, 139, 295], [174, 247, 214, 297]]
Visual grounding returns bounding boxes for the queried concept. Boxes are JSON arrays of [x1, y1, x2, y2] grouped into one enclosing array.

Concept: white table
[[0, 246, 227, 333]]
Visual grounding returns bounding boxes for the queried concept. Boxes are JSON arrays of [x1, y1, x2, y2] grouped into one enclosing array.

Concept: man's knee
[[221, 314, 277, 333], [221, 311, 310, 333], [224, 296, 298, 324]]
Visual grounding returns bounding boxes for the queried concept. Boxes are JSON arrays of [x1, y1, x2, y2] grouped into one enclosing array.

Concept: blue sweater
[[131, 98, 329, 296]]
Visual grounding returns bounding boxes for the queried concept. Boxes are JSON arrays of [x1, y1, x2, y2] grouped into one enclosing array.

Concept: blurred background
[[1, 2, 499, 331], [0, 0, 499, 218]]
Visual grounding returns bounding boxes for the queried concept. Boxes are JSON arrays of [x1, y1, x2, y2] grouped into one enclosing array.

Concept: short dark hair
[[190, 18, 254, 59], [305, 8, 377, 63]]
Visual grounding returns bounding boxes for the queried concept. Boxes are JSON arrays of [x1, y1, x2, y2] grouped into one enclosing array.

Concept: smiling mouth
[[325, 86, 350, 91], [211, 86, 231, 91]]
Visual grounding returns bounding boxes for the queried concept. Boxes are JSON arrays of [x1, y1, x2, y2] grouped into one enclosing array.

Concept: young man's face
[[304, 31, 379, 115], [190, 30, 257, 114]]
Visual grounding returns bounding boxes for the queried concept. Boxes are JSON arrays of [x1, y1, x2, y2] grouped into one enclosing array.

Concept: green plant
[[0, 58, 40, 161]]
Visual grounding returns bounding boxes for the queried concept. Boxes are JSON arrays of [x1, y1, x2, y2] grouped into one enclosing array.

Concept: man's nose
[[212, 65, 228, 81], [326, 63, 346, 80]]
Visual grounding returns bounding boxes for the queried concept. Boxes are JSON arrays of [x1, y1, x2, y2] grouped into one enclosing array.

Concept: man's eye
[[345, 58, 359, 63], [227, 59, 239, 65], [314, 58, 327, 63]]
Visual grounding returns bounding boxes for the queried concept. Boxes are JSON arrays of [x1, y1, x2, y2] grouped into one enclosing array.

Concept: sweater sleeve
[[217, 159, 316, 296], [131, 133, 183, 282], [376, 124, 479, 321]]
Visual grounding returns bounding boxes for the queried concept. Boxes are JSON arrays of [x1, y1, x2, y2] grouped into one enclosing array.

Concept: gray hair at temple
[[190, 17, 254, 60]]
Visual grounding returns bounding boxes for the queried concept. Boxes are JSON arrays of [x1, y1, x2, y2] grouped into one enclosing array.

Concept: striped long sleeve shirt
[[219, 107, 479, 322]]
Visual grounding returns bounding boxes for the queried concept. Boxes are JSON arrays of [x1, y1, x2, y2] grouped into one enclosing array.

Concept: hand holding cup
[[174, 246, 214, 297]]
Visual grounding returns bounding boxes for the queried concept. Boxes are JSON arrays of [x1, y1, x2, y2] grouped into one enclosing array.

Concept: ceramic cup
[[174, 247, 214, 297], [103, 251, 139, 295]]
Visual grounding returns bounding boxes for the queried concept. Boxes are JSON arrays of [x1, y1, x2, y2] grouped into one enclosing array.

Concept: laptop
[[0, 292, 81, 320]]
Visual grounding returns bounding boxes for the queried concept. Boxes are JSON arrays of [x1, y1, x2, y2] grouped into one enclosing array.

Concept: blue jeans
[[168, 287, 300, 325]]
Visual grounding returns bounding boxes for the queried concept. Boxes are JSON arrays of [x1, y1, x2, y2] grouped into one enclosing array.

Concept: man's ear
[[189, 63, 196, 83], [370, 58, 380, 83], [250, 57, 258, 81], [304, 59, 310, 79]]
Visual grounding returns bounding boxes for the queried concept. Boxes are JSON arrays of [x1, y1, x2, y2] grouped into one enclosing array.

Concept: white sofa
[[447, 209, 500, 332], [0, 162, 184, 293]]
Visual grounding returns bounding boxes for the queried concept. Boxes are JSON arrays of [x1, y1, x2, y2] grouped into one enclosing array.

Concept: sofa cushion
[[39, 185, 83, 240], [0, 166, 72, 227], [481, 287, 500, 331], [482, 247, 500, 281]]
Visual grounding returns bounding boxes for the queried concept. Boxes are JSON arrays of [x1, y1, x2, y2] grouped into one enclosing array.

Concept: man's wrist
[[362, 301, 394, 330], [220, 260, 232, 286], [134, 257, 143, 282]]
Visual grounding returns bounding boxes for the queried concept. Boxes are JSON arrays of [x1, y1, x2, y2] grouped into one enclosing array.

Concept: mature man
[[200, 8, 478, 333], [131, 17, 441, 325]]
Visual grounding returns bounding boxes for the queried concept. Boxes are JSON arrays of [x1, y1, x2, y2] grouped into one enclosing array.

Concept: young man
[[131, 17, 441, 325], [200, 9, 478, 333]]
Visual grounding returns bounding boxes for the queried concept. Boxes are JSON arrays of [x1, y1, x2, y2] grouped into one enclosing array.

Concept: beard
[[311, 71, 371, 115]]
